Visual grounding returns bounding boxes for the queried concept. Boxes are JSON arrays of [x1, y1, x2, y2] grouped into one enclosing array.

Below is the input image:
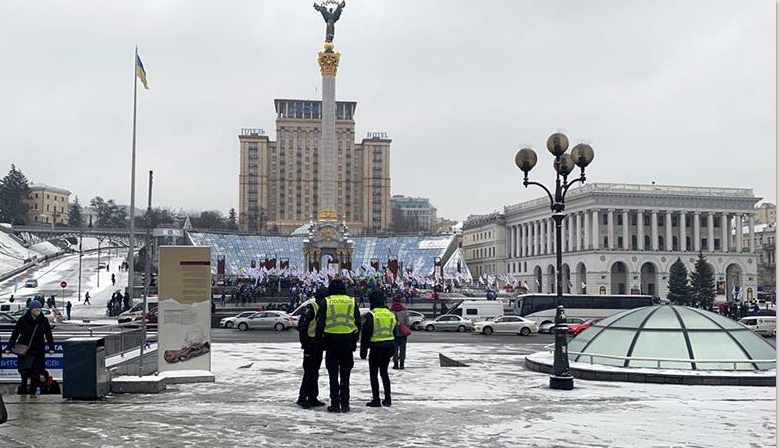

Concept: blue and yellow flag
[[135, 54, 149, 90]]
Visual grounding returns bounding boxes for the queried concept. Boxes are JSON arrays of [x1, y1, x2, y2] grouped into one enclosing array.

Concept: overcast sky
[[0, 0, 775, 221]]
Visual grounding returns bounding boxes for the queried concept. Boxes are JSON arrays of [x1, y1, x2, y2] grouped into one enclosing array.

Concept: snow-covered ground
[[0, 231, 39, 274], [0, 342, 774, 448]]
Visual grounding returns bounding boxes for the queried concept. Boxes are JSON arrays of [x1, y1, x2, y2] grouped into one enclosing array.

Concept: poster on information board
[[158, 246, 212, 373]]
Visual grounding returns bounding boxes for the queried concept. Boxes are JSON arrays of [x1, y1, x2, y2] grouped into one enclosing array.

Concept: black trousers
[[298, 347, 323, 401], [369, 347, 393, 401], [325, 348, 354, 408], [393, 337, 407, 368]]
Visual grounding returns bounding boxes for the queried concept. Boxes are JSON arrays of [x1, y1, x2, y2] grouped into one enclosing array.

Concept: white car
[[235, 311, 292, 331], [424, 314, 473, 333], [220, 311, 259, 328], [474, 316, 538, 336], [407, 310, 426, 330]]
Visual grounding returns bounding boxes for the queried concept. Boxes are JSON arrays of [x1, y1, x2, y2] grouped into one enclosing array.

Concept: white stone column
[[583, 211, 590, 251], [537, 220, 543, 255], [607, 209, 615, 249], [567, 215, 574, 252], [319, 55, 338, 215], [665, 211, 672, 251], [749, 215, 756, 253], [679, 212, 687, 252], [575, 212, 582, 251], [547, 218, 554, 254], [707, 212, 715, 252], [721, 214, 729, 252], [637, 210, 645, 250], [651, 210, 659, 251], [622, 210, 629, 250], [736, 214, 743, 252], [541, 219, 548, 254], [693, 212, 701, 252], [592, 209, 600, 249]]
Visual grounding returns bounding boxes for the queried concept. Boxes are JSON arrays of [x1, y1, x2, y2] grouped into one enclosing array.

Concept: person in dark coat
[[65, 301, 72, 321], [315, 279, 360, 413], [5, 300, 56, 394], [296, 290, 327, 409], [360, 289, 397, 407]]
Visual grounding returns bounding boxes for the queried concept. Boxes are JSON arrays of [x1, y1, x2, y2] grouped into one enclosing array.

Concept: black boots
[[366, 399, 381, 407], [382, 398, 392, 407], [327, 404, 340, 413], [308, 398, 326, 407], [296, 398, 311, 409]]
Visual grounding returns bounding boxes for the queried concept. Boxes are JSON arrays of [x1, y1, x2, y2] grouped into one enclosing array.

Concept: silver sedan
[[235, 311, 292, 331], [424, 314, 473, 333]]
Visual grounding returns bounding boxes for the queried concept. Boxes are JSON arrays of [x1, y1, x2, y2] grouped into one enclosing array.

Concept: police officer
[[360, 289, 397, 407], [296, 290, 327, 409], [316, 279, 360, 413]]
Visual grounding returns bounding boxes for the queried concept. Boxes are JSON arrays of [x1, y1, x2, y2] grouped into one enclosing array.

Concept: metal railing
[[87, 323, 154, 358], [563, 349, 776, 372]]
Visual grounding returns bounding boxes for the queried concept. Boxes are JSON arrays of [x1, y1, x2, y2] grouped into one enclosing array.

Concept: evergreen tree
[[228, 208, 238, 230], [0, 164, 31, 224], [690, 252, 716, 309], [69, 196, 84, 227], [667, 257, 693, 304]]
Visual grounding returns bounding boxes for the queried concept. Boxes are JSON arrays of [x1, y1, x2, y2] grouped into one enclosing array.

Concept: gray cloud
[[0, 0, 774, 221]]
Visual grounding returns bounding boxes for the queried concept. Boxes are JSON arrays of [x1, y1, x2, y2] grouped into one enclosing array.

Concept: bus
[[512, 294, 654, 330]]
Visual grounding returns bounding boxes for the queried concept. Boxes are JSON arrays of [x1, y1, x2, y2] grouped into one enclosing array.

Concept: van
[[0, 302, 26, 313], [118, 297, 158, 324], [739, 316, 776, 337], [449, 300, 504, 322]]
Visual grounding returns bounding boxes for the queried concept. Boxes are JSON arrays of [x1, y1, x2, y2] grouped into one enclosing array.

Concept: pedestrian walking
[[65, 301, 72, 321], [316, 279, 360, 413], [5, 300, 56, 395], [360, 289, 397, 408], [296, 290, 327, 409], [84, 292, 91, 305], [111, 273, 116, 286], [389, 295, 411, 370]]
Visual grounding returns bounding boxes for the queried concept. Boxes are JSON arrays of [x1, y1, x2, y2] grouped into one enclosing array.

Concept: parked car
[[567, 318, 603, 337], [117, 297, 159, 324], [0, 312, 17, 331], [407, 310, 426, 330], [0, 302, 27, 313], [24, 279, 38, 288], [425, 315, 473, 333], [220, 311, 260, 328], [739, 316, 776, 337], [131, 308, 158, 327], [11, 308, 59, 325], [539, 317, 586, 334], [235, 311, 292, 331], [474, 315, 538, 336], [97, 262, 107, 270], [448, 300, 504, 322]]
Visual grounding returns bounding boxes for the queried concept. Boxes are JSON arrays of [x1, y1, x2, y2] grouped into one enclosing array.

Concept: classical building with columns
[[502, 183, 761, 300], [462, 212, 506, 278]]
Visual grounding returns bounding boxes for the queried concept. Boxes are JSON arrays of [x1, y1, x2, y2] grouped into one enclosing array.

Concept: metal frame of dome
[[567, 305, 776, 371]]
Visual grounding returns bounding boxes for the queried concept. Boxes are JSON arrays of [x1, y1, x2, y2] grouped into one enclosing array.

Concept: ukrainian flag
[[135, 54, 149, 90]]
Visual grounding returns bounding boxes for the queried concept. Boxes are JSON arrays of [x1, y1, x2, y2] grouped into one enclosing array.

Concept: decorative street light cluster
[[515, 132, 595, 390]]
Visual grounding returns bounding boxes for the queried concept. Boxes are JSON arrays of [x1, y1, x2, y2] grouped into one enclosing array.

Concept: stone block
[[111, 376, 167, 394]]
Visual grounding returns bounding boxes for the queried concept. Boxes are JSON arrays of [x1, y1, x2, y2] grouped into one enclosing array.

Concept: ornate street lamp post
[[515, 132, 594, 390]]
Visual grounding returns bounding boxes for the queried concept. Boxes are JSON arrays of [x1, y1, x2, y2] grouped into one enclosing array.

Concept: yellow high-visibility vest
[[307, 300, 319, 338], [324, 295, 357, 334], [369, 308, 396, 342]]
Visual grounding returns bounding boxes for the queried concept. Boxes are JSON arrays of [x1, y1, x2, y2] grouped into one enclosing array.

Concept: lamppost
[[515, 132, 594, 390]]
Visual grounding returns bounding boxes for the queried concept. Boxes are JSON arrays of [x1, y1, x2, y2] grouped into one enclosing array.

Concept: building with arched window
[[501, 183, 760, 300]]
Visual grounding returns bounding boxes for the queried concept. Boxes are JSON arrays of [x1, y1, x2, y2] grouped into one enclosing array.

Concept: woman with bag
[[389, 295, 411, 370], [4, 300, 55, 395]]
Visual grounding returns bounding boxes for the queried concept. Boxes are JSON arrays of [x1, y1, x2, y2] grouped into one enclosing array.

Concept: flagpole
[[127, 45, 138, 310]]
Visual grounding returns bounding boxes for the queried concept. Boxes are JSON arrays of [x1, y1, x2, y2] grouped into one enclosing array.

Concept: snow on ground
[[0, 342, 774, 448], [0, 231, 39, 274], [29, 240, 60, 256]]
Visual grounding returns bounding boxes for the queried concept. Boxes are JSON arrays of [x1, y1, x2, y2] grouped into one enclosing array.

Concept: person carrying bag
[[5, 300, 56, 395]]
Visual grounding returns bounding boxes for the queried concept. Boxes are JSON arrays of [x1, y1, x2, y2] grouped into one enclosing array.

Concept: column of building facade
[[592, 209, 600, 249], [573, 212, 580, 251], [693, 212, 701, 252], [651, 210, 659, 251], [749, 215, 755, 253], [736, 214, 743, 252], [679, 211, 686, 252], [547, 218, 554, 254], [583, 211, 590, 251], [537, 220, 543, 255], [707, 212, 715, 252], [636, 210, 644, 250], [622, 210, 629, 250], [665, 211, 672, 251], [519, 223, 525, 258], [607, 209, 615, 249], [721, 214, 729, 252], [542, 218, 548, 254], [567, 215, 574, 252]]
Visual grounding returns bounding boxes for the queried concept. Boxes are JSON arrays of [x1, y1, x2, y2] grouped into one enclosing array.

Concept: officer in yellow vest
[[359, 289, 397, 407], [315, 279, 360, 413], [296, 289, 327, 409]]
